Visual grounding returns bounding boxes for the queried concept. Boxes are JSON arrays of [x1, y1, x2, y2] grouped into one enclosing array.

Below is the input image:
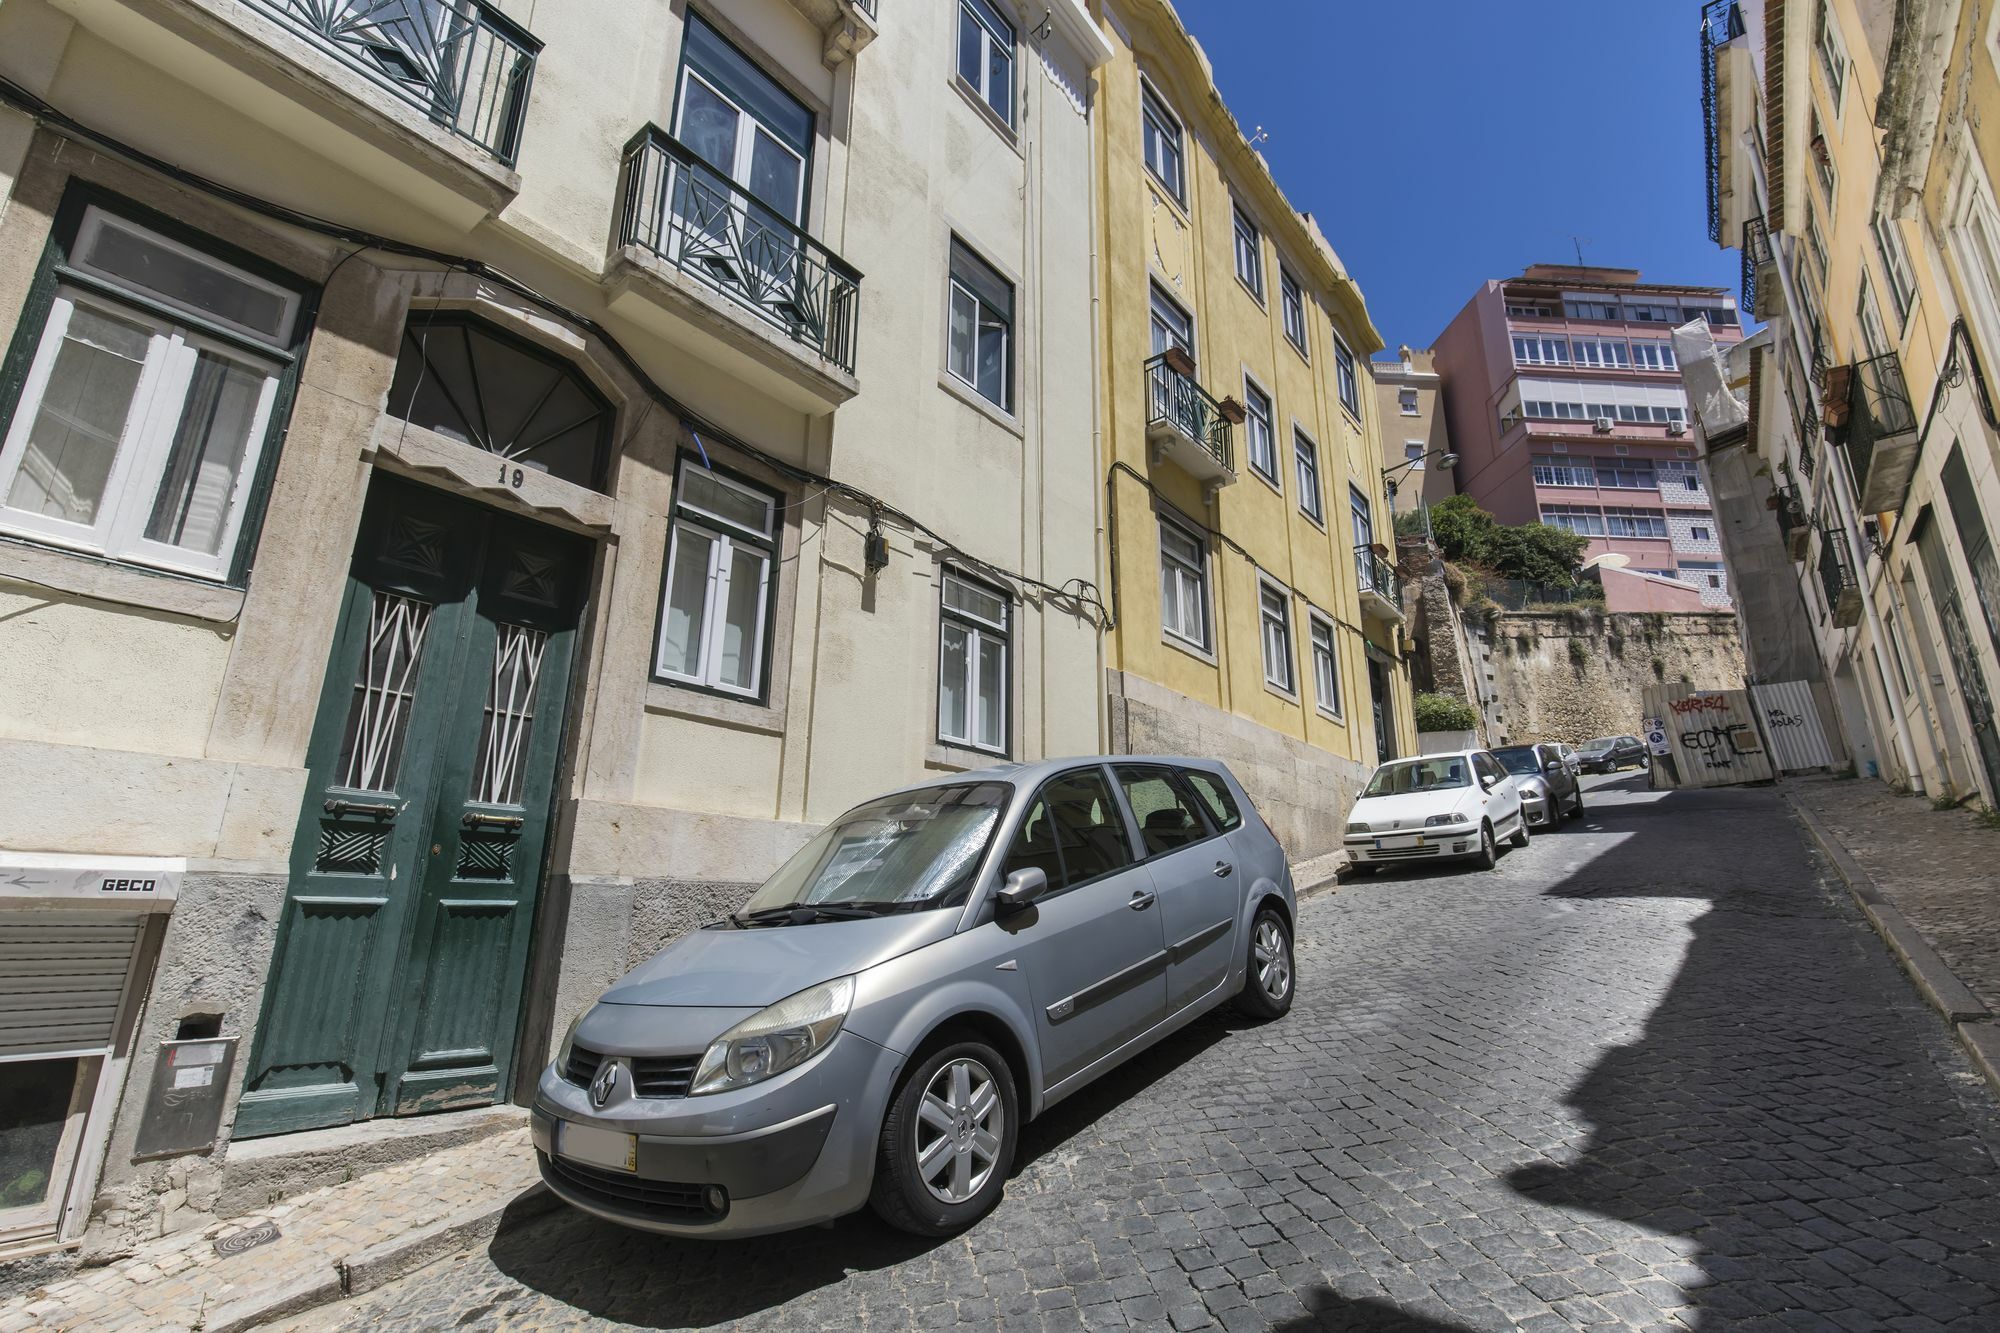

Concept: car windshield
[[1363, 757, 1471, 797], [1491, 747, 1544, 776], [740, 783, 1011, 916]]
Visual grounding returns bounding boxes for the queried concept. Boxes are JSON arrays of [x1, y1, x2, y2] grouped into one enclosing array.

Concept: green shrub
[[1568, 639, 1589, 667], [1413, 692, 1479, 733]]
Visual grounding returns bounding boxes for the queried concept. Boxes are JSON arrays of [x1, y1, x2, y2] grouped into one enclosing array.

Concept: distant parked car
[[1343, 750, 1529, 873], [1578, 735, 1649, 773], [1491, 743, 1584, 828], [536, 757, 1296, 1241]]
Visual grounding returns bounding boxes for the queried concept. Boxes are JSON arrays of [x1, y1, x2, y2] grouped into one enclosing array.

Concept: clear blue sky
[[1169, 0, 1740, 355]]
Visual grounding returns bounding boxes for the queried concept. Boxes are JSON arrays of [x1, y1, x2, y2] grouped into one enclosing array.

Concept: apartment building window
[[1624, 301, 1679, 324], [1630, 339, 1677, 371], [1857, 271, 1891, 358], [1810, 108, 1836, 199], [1512, 335, 1569, 366], [1141, 82, 1186, 204], [1258, 579, 1294, 694], [1540, 504, 1606, 536], [1232, 205, 1264, 300], [1685, 302, 1740, 327], [678, 16, 813, 229], [1506, 302, 1553, 318], [1523, 399, 1591, 421], [1398, 388, 1418, 415], [1571, 337, 1629, 369], [1815, 0, 1848, 113], [1603, 507, 1668, 538], [1309, 613, 1341, 719], [1595, 456, 1657, 489], [1806, 206, 1831, 286], [1947, 165, 2000, 366], [938, 569, 1009, 754], [1564, 298, 1619, 321], [657, 463, 780, 697], [1680, 560, 1725, 590], [0, 203, 306, 581], [1690, 522, 1713, 542], [1334, 336, 1360, 416], [1658, 459, 1702, 491], [1294, 428, 1323, 523], [1280, 269, 1307, 353], [1532, 455, 1595, 487], [1873, 215, 1917, 322], [947, 237, 1013, 411], [1244, 378, 1277, 482], [956, 0, 1017, 126], [1150, 282, 1193, 356], [1405, 441, 1425, 465], [1158, 517, 1210, 651]]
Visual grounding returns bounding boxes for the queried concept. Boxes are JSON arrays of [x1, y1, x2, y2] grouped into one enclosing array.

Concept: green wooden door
[[235, 475, 588, 1138]]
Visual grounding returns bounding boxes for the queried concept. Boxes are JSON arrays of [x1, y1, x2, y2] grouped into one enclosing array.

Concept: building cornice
[[1048, 0, 1117, 69]]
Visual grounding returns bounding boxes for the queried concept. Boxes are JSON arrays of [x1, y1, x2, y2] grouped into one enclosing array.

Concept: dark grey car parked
[[1491, 743, 1584, 827], [535, 757, 1297, 1240], [1578, 734, 1650, 773]]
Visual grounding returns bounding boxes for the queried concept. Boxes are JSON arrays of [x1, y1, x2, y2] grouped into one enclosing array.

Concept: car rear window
[[1179, 769, 1242, 830]]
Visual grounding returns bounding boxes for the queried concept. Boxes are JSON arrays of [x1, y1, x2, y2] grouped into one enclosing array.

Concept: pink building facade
[[1431, 265, 1744, 609]]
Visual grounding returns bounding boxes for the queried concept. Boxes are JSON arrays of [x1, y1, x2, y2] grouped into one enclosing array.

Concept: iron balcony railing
[[1817, 527, 1859, 620], [1355, 547, 1402, 610], [1701, 0, 1747, 245], [619, 127, 862, 373], [1837, 350, 1919, 504], [246, 0, 539, 164], [1741, 216, 1773, 314], [1773, 481, 1808, 539], [1144, 353, 1234, 473]]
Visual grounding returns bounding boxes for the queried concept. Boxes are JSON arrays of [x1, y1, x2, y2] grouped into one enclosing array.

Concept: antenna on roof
[[1249, 126, 1269, 148], [1572, 236, 1589, 266]]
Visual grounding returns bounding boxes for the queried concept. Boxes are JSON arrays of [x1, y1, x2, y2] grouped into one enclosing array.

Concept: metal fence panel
[[1752, 680, 1836, 772]]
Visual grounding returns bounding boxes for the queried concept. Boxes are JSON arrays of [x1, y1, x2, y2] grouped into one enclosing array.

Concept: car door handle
[[1128, 890, 1157, 911], [1212, 862, 1233, 878]]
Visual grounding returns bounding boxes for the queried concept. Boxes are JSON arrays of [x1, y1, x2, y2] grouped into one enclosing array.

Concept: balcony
[[1355, 547, 1405, 624], [1144, 352, 1237, 492], [1817, 530, 1862, 627], [1828, 352, 1921, 514], [1701, 0, 1752, 245], [782, 0, 879, 64], [1771, 482, 1811, 561], [607, 127, 862, 412], [56, 0, 539, 225], [1742, 218, 1782, 320]]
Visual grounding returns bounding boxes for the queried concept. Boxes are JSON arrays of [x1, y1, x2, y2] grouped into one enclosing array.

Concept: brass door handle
[[462, 812, 525, 830], [325, 798, 397, 818]]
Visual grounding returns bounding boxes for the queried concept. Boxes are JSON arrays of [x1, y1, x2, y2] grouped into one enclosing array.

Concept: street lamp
[[1382, 449, 1458, 545]]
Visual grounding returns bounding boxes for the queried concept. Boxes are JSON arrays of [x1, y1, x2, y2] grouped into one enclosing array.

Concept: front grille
[[562, 1045, 701, 1098], [1370, 845, 1443, 860], [544, 1153, 724, 1222]]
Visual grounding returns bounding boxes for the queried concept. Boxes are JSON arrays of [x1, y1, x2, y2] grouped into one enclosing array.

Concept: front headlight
[[1423, 813, 1466, 827], [1520, 782, 1546, 798], [555, 1010, 585, 1069], [1346, 821, 1370, 835], [690, 975, 854, 1096]]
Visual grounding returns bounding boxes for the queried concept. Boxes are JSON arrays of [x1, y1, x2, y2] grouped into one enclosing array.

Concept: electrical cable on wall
[[0, 75, 1109, 633]]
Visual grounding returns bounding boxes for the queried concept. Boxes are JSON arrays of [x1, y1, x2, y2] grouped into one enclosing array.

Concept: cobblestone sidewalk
[[1788, 776, 2000, 1014], [0, 1127, 540, 1333]]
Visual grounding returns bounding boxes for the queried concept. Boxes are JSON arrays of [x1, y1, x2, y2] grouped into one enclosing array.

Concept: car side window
[[1179, 768, 1242, 831], [1000, 769, 1134, 893], [1113, 765, 1212, 857]]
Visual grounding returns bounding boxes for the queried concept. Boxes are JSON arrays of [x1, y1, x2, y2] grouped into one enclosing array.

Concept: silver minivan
[[534, 757, 1296, 1238]]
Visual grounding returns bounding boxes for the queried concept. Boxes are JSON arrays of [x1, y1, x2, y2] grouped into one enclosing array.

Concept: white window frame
[[675, 68, 809, 228], [1158, 515, 1210, 652], [1243, 376, 1278, 483], [956, 0, 1018, 128], [1293, 427, 1323, 524], [654, 466, 778, 698], [1280, 268, 1307, 354], [946, 238, 1014, 412], [1872, 215, 1917, 324], [1232, 204, 1263, 301], [1398, 388, 1419, 416], [937, 568, 1010, 755], [0, 278, 287, 580], [1140, 80, 1186, 205], [1258, 577, 1295, 695], [1816, 0, 1848, 115], [1308, 611, 1341, 720], [1947, 145, 2000, 372], [1857, 270, 1891, 359], [1630, 339, 1677, 371], [1334, 335, 1360, 417]]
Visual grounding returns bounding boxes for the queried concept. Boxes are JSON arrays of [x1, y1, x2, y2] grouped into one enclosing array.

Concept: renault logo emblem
[[589, 1058, 621, 1109]]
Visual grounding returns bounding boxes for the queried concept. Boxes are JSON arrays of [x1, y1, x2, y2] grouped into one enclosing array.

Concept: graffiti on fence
[[1641, 684, 1777, 788]]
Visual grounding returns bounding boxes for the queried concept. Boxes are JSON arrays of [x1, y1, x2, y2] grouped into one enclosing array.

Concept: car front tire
[[1472, 821, 1498, 870], [870, 1038, 1018, 1237], [1235, 907, 1295, 1020], [1509, 816, 1530, 848]]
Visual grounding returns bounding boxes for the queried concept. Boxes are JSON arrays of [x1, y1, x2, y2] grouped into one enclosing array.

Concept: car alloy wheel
[[914, 1057, 1005, 1205], [1254, 918, 1292, 1003]]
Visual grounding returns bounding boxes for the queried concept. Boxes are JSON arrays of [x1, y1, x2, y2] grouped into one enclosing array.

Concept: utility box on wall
[[134, 1037, 238, 1160]]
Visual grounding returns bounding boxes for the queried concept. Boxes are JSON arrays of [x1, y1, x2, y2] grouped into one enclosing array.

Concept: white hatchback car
[[1342, 750, 1529, 872]]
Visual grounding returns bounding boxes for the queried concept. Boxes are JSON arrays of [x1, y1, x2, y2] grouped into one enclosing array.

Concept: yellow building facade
[[1092, 0, 1414, 863]]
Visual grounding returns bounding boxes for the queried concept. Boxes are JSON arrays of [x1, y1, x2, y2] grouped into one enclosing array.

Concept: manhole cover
[[213, 1220, 281, 1258]]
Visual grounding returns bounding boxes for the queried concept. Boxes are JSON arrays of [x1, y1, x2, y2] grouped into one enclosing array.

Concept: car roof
[[865, 755, 1240, 803]]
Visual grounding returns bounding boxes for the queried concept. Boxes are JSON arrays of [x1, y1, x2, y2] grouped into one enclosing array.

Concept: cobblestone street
[[286, 775, 2000, 1332]]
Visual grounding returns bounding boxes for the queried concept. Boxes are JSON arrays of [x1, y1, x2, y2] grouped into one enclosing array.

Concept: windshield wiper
[[730, 902, 901, 928]]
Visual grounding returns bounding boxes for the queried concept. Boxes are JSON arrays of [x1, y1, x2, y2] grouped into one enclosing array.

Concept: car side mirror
[[995, 867, 1046, 913], [1544, 759, 1563, 773]]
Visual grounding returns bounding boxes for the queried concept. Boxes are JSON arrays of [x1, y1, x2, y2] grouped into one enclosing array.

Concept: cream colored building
[[0, 0, 1111, 1255], [1370, 346, 1455, 518]]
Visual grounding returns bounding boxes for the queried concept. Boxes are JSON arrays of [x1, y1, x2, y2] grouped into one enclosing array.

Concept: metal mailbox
[[133, 1037, 238, 1160]]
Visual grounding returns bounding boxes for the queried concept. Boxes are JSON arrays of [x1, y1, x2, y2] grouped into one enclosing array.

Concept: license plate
[[1374, 835, 1420, 850], [558, 1122, 636, 1172]]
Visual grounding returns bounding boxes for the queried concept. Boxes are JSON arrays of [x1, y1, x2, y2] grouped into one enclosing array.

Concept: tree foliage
[[1426, 495, 1587, 586]]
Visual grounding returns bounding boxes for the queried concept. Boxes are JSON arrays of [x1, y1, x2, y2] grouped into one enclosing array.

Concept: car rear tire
[[1235, 908, 1294, 1020], [1472, 821, 1498, 870], [870, 1039, 1018, 1237]]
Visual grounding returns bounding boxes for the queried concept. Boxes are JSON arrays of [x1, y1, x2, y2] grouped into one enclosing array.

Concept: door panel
[[237, 476, 586, 1138], [1112, 765, 1237, 1014]]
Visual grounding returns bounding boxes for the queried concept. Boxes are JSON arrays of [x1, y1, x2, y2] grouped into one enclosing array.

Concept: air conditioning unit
[[1594, 417, 1614, 433], [1666, 422, 1688, 436]]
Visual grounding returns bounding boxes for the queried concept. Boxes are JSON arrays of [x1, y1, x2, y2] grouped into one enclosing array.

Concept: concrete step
[[218, 1104, 528, 1218]]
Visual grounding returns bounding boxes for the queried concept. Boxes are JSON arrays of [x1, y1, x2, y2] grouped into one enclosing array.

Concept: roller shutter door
[[0, 911, 143, 1057]]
